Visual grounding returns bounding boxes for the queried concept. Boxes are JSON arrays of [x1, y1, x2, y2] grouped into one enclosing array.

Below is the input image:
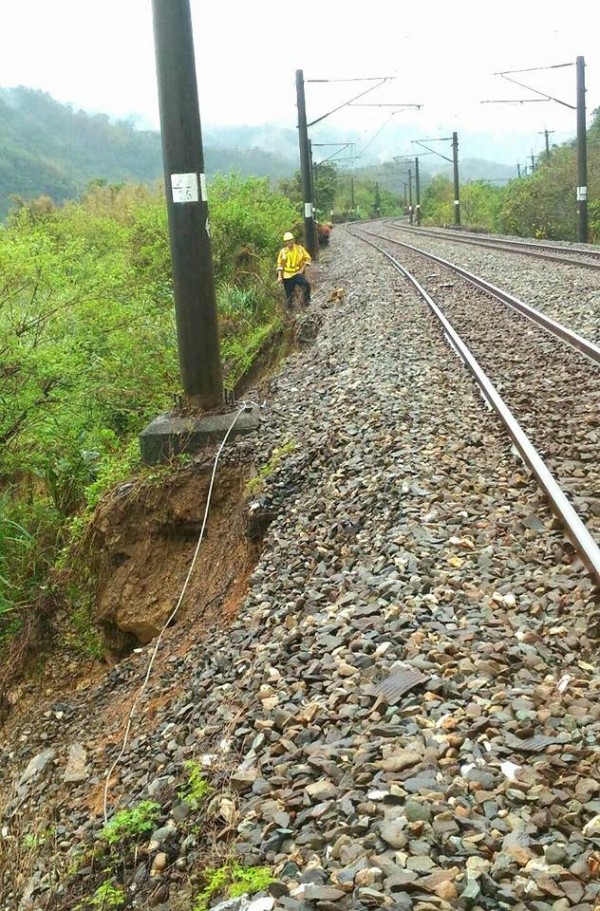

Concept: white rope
[[102, 402, 255, 821]]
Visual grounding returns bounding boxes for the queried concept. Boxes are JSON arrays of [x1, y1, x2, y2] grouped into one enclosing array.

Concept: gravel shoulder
[[378, 223, 600, 345]]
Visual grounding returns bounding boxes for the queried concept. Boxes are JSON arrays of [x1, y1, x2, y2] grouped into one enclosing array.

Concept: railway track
[[388, 220, 600, 271], [351, 223, 600, 586]]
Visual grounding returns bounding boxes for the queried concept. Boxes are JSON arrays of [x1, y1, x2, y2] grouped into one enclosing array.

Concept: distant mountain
[[427, 157, 517, 185], [0, 87, 296, 218], [0, 87, 523, 219]]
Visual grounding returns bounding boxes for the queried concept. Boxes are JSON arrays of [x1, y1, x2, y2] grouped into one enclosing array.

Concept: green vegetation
[[101, 801, 161, 846], [421, 107, 600, 241], [194, 863, 275, 911], [0, 175, 296, 654], [245, 440, 296, 497], [280, 162, 405, 223], [0, 87, 295, 220], [178, 761, 212, 809], [85, 882, 126, 910], [22, 825, 56, 850], [68, 594, 106, 660]]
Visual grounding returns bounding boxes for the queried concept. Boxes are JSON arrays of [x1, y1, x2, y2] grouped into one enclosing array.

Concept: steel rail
[[360, 227, 600, 367], [387, 221, 600, 270], [352, 230, 600, 585]]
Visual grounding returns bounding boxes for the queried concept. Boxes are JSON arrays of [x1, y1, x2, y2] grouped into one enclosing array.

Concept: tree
[[313, 163, 338, 218]]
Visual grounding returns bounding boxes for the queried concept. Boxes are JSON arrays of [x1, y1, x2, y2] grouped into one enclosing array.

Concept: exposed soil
[[90, 464, 256, 646], [0, 457, 260, 742]]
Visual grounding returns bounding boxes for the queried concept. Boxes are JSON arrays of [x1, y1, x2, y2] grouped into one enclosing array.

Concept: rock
[[354, 867, 383, 887], [63, 744, 89, 783], [582, 815, 600, 837], [17, 749, 56, 795], [305, 780, 338, 801], [231, 769, 259, 792], [148, 826, 177, 852], [303, 885, 346, 902], [404, 800, 431, 823], [378, 751, 422, 773], [380, 818, 408, 849], [150, 852, 168, 875]]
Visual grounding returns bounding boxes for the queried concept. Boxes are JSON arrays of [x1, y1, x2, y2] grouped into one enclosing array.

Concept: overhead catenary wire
[[356, 112, 399, 158], [102, 401, 258, 822]]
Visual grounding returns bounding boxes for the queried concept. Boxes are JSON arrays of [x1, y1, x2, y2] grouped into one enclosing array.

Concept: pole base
[[139, 406, 260, 465]]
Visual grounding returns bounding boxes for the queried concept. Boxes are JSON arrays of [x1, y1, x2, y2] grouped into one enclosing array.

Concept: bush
[[0, 175, 296, 647]]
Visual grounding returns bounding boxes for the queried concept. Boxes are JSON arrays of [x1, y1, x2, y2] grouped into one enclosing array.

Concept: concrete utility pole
[[414, 157, 421, 226], [308, 138, 317, 219], [350, 177, 355, 215], [576, 56, 588, 243], [490, 58, 588, 243], [412, 136, 460, 223], [539, 128, 554, 162], [374, 182, 381, 216], [296, 70, 318, 257], [452, 132, 460, 225], [517, 162, 522, 178], [151, 0, 222, 408], [530, 152, 536, 173]]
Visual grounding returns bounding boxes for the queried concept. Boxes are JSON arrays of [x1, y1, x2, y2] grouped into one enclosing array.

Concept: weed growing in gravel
[[22, 825, 56, 850], [178, 760, 211, 809], [245, 439, 296, 497], [100, 801, 161, 846], [193, 862, 275, 910], [85, 881, 126, 909], [227, 865, 275, 897]]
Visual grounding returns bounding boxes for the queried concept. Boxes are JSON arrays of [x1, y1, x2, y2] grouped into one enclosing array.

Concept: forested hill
[[0, 87, 295, 218]]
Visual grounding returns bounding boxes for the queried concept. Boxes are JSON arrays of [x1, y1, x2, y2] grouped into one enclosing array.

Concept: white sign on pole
[[171, 173, 199, 203]]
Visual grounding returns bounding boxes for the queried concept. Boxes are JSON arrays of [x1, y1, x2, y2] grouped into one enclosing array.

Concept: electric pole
[[539, 128, 554, 162], [308, 138, 317, 218], [452, 132, 460, 225], [415, 157, 421, 226], [374, 182, 381, 217], [576, 55, 588, 243], [517, 162, 521, 178], [530, 152, 536, 173], [296, 70, 318, 258], [350, 177, 355, 216], [151, 0, 222, 408], [488, 58, 588, 243]]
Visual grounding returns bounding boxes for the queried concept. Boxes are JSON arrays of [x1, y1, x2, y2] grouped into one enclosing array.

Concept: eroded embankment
[[89, 464, 259, 647]]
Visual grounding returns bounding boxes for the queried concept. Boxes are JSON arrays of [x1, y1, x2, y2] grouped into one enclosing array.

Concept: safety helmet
[[283, 231, 294, 241]]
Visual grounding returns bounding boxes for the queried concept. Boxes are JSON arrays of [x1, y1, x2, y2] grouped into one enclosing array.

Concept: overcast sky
[[1, 0, 599, 164]]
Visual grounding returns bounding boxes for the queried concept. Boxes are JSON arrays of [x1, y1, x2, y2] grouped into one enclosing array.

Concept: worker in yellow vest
[[276, 231, 311, 308]]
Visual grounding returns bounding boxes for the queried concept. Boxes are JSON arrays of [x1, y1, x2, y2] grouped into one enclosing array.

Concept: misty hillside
[[0, 87, 296, 218], [428, 157, 517, 184], [0, 87, 522, 219]]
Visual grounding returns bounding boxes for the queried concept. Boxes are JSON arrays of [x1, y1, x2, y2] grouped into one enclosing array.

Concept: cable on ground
[[102, 401, 257, 822]]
